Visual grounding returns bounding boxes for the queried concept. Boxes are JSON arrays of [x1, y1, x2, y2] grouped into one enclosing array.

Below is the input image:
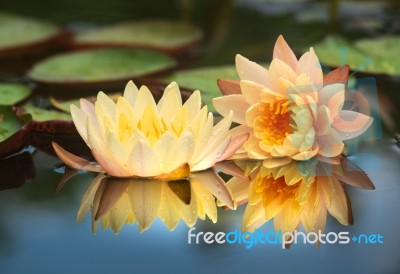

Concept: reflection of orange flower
[[213, 35, 373, 161], [227, 158, 374, 235], [77, 170, 234, 233]]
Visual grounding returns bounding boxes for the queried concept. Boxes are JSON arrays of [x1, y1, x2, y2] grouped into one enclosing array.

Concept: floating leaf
[[0, 106, 32, 158], [73, 20, 202, 55], [0, 83, 31, 105], [312, 35, 371, 71], [20, 104, 76, 135], [313, 35, 400, 76], [28, 48, 176, 86], [163, 65, 239, 112], [0, 12, 61, 56]]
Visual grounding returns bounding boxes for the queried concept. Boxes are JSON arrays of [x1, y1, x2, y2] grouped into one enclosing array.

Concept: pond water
[[0, 0, 400, 274]]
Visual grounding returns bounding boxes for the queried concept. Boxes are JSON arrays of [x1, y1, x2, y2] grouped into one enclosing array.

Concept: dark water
[[0, 1, 400, 274]]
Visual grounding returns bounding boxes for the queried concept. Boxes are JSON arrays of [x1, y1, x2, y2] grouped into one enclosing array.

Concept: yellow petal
[[127, 139, 162, 177], [134, 85, 157, 117]]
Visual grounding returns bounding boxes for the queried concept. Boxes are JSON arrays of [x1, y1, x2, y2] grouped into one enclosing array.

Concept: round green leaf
[[22, 104, 72, 122], [0, 83, 31, 105], [74, 20, 202, 51], [0, 12, 59, 52], [28, 48, 176, 84], [163, 65, 239, 112]]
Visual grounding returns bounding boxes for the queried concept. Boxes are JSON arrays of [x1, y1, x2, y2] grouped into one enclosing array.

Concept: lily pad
[[28, 48, 176, 87], [0, 106, 32, 158], [0, 151, 35, 191], [0, 83, 31, 105], [73, 20, 202, 55], [0, 12, 61, 56], [20, 104, 76, 135], [163, 65, 239, 112], [313, 35, 400, 76], [312, 35, 373, 71]]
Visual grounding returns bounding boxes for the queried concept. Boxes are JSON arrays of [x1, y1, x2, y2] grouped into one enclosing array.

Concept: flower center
[[254, 99, 291, 146]]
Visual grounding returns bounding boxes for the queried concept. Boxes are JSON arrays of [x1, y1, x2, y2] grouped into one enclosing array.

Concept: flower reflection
[[76, 169, 234, 233], [227, 157, 374, 238]]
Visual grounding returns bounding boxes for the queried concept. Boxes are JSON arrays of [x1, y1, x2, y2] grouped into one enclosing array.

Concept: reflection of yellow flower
[[213, 35, 373, 161], [227, 158, 375, 235], [53, 81, 247, 178], [78, 170, 234, 232]]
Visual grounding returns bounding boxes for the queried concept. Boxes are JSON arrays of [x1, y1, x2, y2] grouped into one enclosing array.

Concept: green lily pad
[[0, 12, 60, 54], [163, 65, 239, 112], [354, 36, 400, 76], [20, 104, 77, 135], [0, 106, 32, 158], [312, 35, 374, 71], [28, 48, 176, 85], [22, 104, 72, 122], [0, 83, 31, 105], [73, 20, 202, 55], [313, 35, 400, 76]]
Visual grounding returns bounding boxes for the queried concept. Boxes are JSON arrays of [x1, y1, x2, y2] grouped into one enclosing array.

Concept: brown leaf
[[217, 79, 241, 95]]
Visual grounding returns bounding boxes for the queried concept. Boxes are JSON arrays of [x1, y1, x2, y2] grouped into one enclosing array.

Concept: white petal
[[70, 104, 88, 143], [212, 94, 249, 124]]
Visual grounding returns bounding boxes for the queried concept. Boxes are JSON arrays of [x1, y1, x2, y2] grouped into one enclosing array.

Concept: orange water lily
[[213, 35, 373, 161], [53, 81, 248, 178]]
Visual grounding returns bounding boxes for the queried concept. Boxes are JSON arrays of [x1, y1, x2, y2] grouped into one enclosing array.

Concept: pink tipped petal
[[335, 158, 375, 190], [219, 133, 249, 161], [91, 148, 129, 177], [214, 161, 249, 181], [324, 65, 349, 87], [332, 110, 373, 140], [296, 47, 323, 87], [217, 79, 241, 95], [315, 105, 333, 136], [235, 54, 271, 87], [52, 142, 104, 173], [273, 35, 298, 70], [212, 94, 249, 124]]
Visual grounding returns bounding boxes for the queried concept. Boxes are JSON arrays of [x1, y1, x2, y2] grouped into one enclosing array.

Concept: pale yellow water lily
[[213, 35, 373, 161], [52, 81, 248, 178], [226, 157, 374, 236], [77, 169, 234, 233]]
